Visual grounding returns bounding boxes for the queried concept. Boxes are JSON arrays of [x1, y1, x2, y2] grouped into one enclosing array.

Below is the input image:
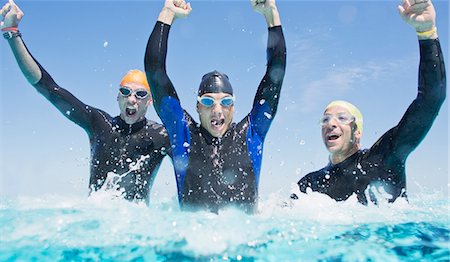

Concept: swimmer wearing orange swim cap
[[120, 69, 150, 92]]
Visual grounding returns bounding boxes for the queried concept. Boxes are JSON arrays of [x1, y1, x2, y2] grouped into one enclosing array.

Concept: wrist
[[417, 27, 438, 40], [158, 7, 176, 25], [1, 27, 18, 32], [264, 7, 281, 27], [3, 30, 22, 40]]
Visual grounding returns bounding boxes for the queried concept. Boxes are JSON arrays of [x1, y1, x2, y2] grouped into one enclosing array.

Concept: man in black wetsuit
[[293, 0, 446, 205], [145, 0, 286, 213], [1, 0, 169, 204]]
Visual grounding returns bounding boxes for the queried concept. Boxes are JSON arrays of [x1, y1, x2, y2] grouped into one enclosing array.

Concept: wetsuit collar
[[327, 149, 362, 169], [199, 122, 235, 145], [114, 116, 147, 135]]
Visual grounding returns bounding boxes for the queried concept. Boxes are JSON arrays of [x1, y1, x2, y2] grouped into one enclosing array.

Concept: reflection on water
[[0, 188, 449, 261]]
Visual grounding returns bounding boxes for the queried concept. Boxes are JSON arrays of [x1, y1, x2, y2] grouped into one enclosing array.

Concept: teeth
[[327, 134, 340, 140], [211, 119, 224, 127], [126, 108, 137, 116]]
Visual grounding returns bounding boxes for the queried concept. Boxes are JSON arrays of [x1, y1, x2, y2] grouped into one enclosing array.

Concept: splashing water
[[1, 186, 448, 261], [90, 155, 150, 199]]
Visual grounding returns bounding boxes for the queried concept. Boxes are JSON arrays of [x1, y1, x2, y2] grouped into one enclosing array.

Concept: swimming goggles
[[319, 112, 355, 126], [197, 95, 235, 107], [119, 87, 149, 100]]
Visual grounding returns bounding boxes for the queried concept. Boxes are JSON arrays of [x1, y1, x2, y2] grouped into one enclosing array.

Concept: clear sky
[[0, 0, 448, 200]]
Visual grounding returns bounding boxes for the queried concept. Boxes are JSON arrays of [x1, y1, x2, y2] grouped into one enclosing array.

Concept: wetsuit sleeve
[[249, 26, 286, 139], [145, 21, 190, 192], [144, 21, 181, 117], [144, 21, 189, 149], [21, 42, 97, 134], [373, 39, 446, 160]]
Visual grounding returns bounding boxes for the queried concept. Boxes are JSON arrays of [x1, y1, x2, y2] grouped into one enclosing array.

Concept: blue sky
[[1, 0, 448, 200]]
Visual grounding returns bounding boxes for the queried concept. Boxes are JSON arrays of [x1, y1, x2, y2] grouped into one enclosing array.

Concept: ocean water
[[1, 189, 449, 261]]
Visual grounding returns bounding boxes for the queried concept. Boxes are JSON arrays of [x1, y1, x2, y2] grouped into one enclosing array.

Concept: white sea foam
[[1, 188, 448, 261]]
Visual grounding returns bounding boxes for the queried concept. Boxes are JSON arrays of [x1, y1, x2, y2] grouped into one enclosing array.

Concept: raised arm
[[2, 0, 97, 133], [1, 0, 40, 84], [382, 0, 446, 158], [144, 0, 191, 116], [249, 0, 286, 138]]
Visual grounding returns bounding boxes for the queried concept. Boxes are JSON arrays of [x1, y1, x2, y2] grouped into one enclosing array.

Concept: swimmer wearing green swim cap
[[293, 0, 446, 205]]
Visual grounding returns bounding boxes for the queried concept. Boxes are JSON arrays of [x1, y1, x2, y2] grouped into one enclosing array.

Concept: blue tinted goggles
[[197, 95, 235, 107]]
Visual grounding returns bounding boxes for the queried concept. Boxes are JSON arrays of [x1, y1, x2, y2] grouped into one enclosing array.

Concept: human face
[[321, 105, 360, 164], [117, 82, 152, 125], [196, 93, 235, 137]]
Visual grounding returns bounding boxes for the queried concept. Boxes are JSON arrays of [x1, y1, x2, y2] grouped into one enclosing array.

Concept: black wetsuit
[[145, 22, 286, 213], [295, 39, 446, 205], [23, 41, 169, 204]]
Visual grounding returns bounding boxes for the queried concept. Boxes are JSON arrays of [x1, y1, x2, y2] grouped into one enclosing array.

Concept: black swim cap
[[198, 70, 233, 96]]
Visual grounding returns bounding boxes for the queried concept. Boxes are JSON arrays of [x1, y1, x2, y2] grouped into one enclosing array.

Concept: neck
[[330, 145, 360, 165], [115, 116, 147, 133]]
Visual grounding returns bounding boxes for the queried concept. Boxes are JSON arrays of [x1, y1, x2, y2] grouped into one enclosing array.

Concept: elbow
[[144, 43, 164, 73], [434, 80, 447, 107], [144, 52, 158, 72], [144, 58, 164, 80], [420, 82, 446, 113], [268, 64, 286, 84], [440, 83, 447, 105]]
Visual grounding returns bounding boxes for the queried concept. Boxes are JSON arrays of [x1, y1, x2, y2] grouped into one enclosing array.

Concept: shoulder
[[298, 167, 327, 185], [235, 114, 251, 130], [182, 110, 200, 130], [303, 167, 327, 179], [145, 119, 169, 137], [89, 108, 113, 124], [369, 127, 396, 155], [146, 119, 164, 129]]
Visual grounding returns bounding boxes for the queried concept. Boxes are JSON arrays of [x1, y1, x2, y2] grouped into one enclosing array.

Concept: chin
[[124, 116, 138, 125], [210, 131, 222, 138], [326, 145, 340, 154]]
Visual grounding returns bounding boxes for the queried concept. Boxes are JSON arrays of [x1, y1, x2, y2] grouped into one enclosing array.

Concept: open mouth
[[327, 133, 340, 141], [126, 107, 137, 117], [210, 118, 225, 130]]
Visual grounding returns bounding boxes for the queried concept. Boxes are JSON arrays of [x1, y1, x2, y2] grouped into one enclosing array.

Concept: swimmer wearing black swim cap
[[145, 0, 286, 213], [197, 71, 234, 96]]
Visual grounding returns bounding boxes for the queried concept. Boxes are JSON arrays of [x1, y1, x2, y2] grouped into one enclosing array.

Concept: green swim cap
[[325, 100, 363, 133]]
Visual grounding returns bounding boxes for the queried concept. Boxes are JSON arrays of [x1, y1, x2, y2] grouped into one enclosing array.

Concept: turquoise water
[[1, 190, 449, 261]]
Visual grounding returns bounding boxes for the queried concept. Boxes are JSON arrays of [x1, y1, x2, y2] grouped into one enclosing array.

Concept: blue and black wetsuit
[[295, 39, 446, 205], [145, 22, 286, 213], [22, 41, 169, 204]]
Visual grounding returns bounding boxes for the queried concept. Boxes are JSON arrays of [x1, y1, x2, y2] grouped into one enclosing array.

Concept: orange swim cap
[[120, 69, 150, 92]]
